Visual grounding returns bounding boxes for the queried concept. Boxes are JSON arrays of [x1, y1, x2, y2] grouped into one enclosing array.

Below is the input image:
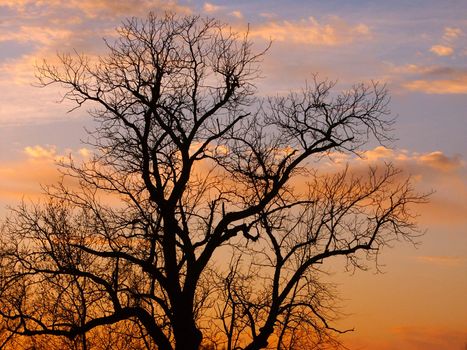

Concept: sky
[[0, 1, 466, 349]]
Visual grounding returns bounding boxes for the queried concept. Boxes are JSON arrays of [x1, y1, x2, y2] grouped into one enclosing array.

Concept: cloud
[[394, 65, 467, 94], [0, 26, 74, 46], [360, 146, 395, 161], [24, 145, 57, 159], [430, 44, 453, 56], [230, 10, 243, 19], [23, 144, 90, 162], [20, 144, 91, 165], [425, 27, 463, 61], [0, 160, 60, 203], [388, 63, 439, 75], [427, 27, 463, 58], [418, 151, 463, 171], [0, 0, 191, 18], [0, 48, 80, 125], [0, 0, 193, 125], [0, 0, 58, 10], [349, 146, 464, 173], [319, 147, 466, 181], [404, 78, 467, 94], [78, 148, 91, 158], [0, 145, 91, 207], [319, 147, 467, 228], [249, 16, 371, 45], [443, 27, 463, 41], [203, 2, 221, 13], [387, 59, 467, 94]]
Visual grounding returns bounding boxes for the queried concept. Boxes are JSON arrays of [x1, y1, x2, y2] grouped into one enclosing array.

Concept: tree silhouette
[[0, 13, 427, 350]]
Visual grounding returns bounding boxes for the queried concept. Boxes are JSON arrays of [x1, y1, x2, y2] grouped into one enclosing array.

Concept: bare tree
[[0, 13, 427, 350]]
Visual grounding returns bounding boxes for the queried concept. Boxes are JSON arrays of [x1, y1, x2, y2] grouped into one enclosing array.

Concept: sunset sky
[[0, 1, 466, 349]]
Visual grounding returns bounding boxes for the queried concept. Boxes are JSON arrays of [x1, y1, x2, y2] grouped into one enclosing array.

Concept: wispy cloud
[[0, 26, 74, 46], [385, 23, 466, 95], [428, 26, 463, 57], [201, 4, 242, 20], [203, 2, 221, 14], [390, 65, 467, 95], [0, 1, 192, 125], [1, 0, 191, 18], [404, 77, 467, 94], [442, 26, 463, 41], [249, 16, 371, 45]]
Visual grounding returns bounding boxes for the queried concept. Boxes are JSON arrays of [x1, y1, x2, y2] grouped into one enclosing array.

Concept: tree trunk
[[171, 294, 203, 350], [173, 320, 202, 350], [243, 325, 274, 350]]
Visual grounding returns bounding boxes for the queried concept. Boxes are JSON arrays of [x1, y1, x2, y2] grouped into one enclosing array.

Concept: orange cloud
[[404, 78, 467, 94], [2, 142, 466, 232], [0, 0, 59, 10], [359, 145, 395, 161], [0, 159, 61, 204], [418, 151, 463, 171], [249, 16, 371, 45], [1, 0, 191, 17], [332, 146, 464, 173], [0, 145, 91, 204], [24, 145, 57, 159], [321, 147, 467, 227], [388, 63, 442, 75], [387, 63, 467, 95], [430, 44, 454, 56]]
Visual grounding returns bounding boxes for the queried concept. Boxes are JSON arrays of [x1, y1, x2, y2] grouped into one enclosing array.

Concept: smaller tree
[[0, 13, 427, 350]]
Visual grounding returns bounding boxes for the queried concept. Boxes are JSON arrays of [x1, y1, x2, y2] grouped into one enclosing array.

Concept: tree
[[0, 13, 427, 350]]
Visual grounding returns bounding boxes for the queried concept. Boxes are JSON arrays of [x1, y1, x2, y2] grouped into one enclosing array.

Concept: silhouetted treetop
[[0, 13, 426, 350]]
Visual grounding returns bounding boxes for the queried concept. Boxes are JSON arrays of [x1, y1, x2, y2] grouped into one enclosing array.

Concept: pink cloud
[[248, 16, 371, 45]]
